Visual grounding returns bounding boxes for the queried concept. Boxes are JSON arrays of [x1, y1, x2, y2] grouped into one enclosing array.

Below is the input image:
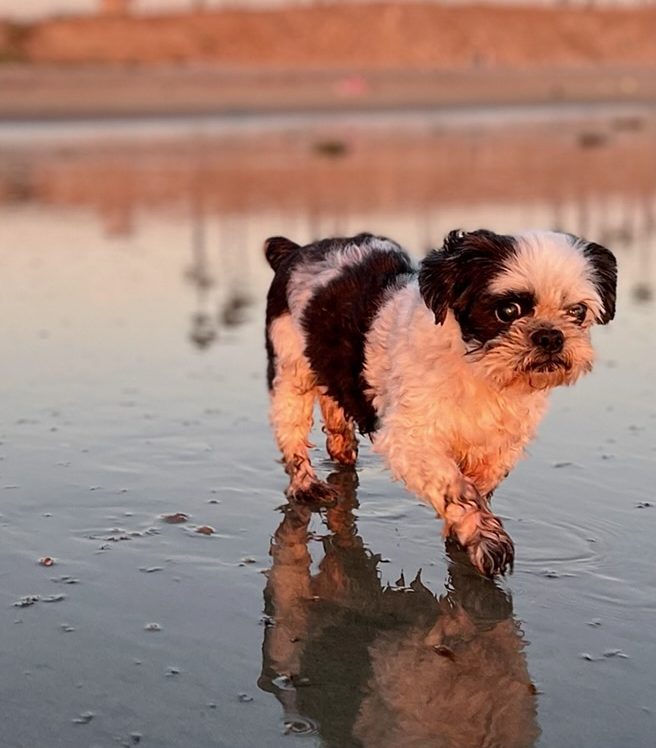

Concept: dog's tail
[[264, 236, 300, 272]]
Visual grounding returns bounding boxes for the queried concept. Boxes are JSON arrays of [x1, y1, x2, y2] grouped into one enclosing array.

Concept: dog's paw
[[286, 480, 340, 507], [464, 514, 515, 578], [326, 434, 359, 466]]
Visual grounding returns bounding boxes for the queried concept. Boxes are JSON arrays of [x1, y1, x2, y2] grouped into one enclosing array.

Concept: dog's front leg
[[442, 483, 514, 578], [374, 431, 513, 577]]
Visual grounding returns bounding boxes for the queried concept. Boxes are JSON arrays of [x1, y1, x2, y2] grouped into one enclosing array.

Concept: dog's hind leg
[[268, 315, 338, 504], [319, 394, 358, 466]]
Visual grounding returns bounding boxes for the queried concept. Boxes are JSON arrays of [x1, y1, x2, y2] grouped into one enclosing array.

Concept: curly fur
[[264, 229, 617, 576]]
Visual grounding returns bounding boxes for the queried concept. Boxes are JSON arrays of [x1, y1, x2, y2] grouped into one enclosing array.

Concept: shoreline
[[0, 64, 655, 122], [0, 100, 654, 146]]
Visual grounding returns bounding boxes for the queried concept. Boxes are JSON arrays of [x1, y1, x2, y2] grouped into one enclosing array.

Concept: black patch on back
[[301, 240, 414, 434]]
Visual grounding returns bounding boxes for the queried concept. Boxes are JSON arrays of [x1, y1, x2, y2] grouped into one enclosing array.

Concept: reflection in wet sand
[[1, 113, 655, 341], [184, 147, 255, 348], [259, 470, 540, 748]]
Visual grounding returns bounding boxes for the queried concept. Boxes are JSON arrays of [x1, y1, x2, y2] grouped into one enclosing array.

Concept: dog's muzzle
[[530, 327, 564, 354]]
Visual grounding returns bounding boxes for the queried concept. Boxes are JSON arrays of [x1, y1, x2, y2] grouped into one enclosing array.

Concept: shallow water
[[1, 109, 655, 748]]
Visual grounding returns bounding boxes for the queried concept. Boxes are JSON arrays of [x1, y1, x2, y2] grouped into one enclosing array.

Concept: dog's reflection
[[258, 470, 540, 748]]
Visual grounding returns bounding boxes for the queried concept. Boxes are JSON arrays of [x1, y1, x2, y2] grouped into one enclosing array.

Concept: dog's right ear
[[418, 230, 466, 324]]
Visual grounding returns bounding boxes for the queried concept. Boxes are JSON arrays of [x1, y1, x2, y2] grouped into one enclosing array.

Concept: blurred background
[[1, 3, 655, 748], [1, 0, 656, 347]]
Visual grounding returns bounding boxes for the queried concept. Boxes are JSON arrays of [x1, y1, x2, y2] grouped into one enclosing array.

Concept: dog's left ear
[[418, 231, 462, 324], [578, 240, 618, 324], [419, 229, 514, 324]]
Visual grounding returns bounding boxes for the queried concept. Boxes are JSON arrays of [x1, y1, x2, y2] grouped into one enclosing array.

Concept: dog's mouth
[[523, 357, 571, 373]]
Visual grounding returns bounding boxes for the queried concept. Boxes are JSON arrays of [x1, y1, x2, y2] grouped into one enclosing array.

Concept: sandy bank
[[3, 4, 656, 69]]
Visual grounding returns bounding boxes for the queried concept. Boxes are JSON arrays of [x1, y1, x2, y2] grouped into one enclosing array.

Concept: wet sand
[[1, 112, 655, 747]]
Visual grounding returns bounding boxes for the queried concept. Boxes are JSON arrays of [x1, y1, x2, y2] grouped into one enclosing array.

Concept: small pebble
[[13, 595, 40, 608], [161, 512, 190, 524], [144, 622, 162, 632], [165, 667, 181, 677], [238, 693, 253, 703], [195, 525, 215, 536], [72, 711, 95, 725], [41, 594, 66, 603], [38, 556, 55, 567], [272, 674, 294, 690], [432, 644, 456, 661], [603, 648, 629, 659]]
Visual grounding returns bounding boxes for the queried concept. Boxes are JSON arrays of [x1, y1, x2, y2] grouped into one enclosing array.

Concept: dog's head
[[419, 229, 617, 390]]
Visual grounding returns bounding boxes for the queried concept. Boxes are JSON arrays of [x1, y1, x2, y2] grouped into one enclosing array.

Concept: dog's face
[[419, 229, 617, 390]]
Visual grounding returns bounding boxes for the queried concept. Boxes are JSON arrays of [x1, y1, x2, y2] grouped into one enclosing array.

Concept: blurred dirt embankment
[[2, 3, 656, 68], [1, 4, 656, 119]]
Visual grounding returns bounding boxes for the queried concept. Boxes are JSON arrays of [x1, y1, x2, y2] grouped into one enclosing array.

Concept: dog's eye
[[566, 303, 587, 324], [495, 301, 523, 323]]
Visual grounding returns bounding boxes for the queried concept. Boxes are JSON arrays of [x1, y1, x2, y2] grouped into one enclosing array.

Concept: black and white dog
[[264, 230, 617, 576]]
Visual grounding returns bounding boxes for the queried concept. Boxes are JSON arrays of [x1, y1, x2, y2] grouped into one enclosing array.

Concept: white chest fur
[[364, 283, 549, 492]]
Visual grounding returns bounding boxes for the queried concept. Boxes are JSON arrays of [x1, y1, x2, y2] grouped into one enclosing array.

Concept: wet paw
[[286, 480, 340, 507], [466, 517, 515, 578], [326, 434, 359, 466]]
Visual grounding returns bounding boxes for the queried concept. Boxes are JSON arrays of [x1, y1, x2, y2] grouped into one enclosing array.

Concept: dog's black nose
[[531, 328, 564, 353]]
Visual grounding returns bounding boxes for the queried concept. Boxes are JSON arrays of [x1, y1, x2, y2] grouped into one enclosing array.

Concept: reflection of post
[[632, 194, 654, 303], [576, 193, 589, 239], [186, 135, 217, 349], [217, 214, 253, 329], [551, 198, 564, 233], [259, 470, 540, 747], [100, 161, 135, 238]]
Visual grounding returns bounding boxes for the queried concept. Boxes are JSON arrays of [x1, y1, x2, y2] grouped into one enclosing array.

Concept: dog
[[264, 229, 617, 576]]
